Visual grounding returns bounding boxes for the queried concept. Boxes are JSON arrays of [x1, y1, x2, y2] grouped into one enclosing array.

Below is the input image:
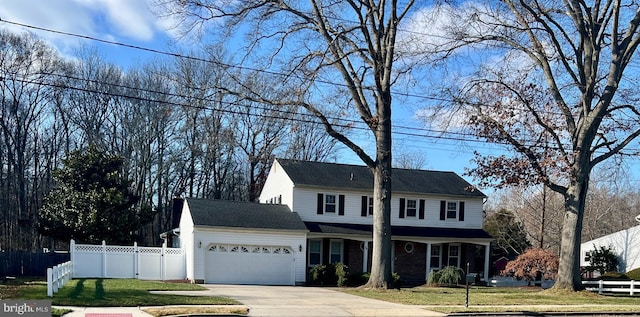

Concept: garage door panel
[[205, 244, 294, 285]]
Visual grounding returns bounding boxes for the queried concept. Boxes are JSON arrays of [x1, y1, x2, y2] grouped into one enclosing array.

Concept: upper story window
[[406, 200, 417, 217], [447, 202, 457, 219], [440, 200, 465, 221], [360, 196, 374, 217], [317, 193, 345, 215], [325, 195, 336, 213], [399, 198, 425, 219]]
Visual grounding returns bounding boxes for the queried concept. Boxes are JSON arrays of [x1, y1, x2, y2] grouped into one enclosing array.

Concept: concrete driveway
[[202, 284, 445, 317]]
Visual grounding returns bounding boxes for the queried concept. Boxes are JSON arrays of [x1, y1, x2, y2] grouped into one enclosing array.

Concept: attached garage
[[178, 198, 309, 285], [205, 244, 295, 285]]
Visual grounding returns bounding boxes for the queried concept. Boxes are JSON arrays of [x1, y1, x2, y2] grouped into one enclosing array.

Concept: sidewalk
[[54, 305, 249, 317]]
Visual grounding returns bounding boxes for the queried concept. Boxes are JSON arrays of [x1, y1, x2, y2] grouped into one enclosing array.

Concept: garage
[[205, 244, 295, 285]]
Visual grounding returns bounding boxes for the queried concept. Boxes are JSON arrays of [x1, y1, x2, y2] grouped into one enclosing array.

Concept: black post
[[465, 262, 470, 308]]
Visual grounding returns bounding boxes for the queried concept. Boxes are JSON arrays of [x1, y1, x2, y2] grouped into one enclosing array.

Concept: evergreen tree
[[38, 146, 154, 244]]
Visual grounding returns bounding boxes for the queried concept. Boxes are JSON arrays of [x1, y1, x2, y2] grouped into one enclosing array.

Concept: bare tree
[[0, 30, 63, 250], [427, 1, 640, 290], [154, 0, 417, 288]]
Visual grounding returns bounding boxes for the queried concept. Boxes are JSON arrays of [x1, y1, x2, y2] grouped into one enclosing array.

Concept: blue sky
[[0, 0, 494, 179]]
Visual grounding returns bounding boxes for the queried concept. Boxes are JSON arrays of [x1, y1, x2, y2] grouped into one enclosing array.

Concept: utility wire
[[3, 18, 640, 154]]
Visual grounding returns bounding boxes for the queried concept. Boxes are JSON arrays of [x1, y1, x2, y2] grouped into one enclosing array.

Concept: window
[[309, 240, 321, 266], [447, 202, 457, 219], [361, 196, 374, 217], [430, 245, 441, 269], [319, 193, 345, 215], [406, 199, 417, 217], [325, 194, 336, 213], [330, 240, 343, 263], [448, 244, 460, 267]]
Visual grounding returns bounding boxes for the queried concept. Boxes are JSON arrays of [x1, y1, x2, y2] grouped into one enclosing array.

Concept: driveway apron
[[202, 284, 445, 317]]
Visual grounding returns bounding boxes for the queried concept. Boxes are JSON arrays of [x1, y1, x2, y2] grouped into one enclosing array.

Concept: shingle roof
[[185, 198, 308, 231], [277, 159, 486, 198], [305, 222, 492, 239]]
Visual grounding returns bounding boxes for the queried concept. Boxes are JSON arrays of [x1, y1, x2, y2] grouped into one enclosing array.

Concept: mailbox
[[466, 274, 477, 283]]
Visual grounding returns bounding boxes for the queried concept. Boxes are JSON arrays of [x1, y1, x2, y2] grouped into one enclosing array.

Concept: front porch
[[304, 222, 492, 285]]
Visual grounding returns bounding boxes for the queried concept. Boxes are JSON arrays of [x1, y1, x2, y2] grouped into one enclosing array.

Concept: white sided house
[[175, 158, 492, 285], [581, 224, 640, 273]]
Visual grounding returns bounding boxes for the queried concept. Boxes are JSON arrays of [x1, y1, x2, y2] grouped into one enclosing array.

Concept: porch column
[[425, 243, 432, 279], [484, 242, 490, 281], [362, 241, 369, 273]]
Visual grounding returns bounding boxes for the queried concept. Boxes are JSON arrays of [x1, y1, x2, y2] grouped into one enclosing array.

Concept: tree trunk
[[554, 165, 590, 291], [364, 98, 393, 288], [366, 163, 393, 288]]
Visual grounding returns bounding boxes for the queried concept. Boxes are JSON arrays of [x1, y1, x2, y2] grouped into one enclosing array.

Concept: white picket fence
[[70, 240, 185, 280], [47, 261, 72, 297], [583, 280, 640, 295]]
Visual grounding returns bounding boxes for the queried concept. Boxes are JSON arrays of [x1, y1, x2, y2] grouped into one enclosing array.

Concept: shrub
[[309, 264, 327, 285], [600, 271, 628, 280], [392, 272, 403, 288], [502, 248, 558, 283], [427, 269, 440, 285], [346, 272, 369, 286], [626, 267, 640, 281], [437, 266, 464, 286], [335, 262, 348, 287], [585, 245, 619, 275]]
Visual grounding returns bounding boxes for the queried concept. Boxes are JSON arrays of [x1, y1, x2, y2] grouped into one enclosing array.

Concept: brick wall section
[[394, 241, 426, 285]]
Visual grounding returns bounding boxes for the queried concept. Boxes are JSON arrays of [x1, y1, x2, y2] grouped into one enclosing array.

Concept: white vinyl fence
[[583, 280, 640, 295], [70, 240, 185, 280], [47, 261, 72, 297]]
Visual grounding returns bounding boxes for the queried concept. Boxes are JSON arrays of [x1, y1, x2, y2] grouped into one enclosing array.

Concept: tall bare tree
[[426, 1, 640, 290], [154, 0, 416, 288], [0, 30, 63, 250]]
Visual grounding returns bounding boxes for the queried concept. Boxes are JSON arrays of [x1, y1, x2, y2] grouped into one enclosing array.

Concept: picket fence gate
[[70, 240, 185, 280]]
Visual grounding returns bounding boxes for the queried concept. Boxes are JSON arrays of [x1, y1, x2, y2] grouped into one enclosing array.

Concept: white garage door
[[205, 244, 295, 285]]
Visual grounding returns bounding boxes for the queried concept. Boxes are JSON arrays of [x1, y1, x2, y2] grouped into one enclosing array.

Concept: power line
[[2, 18, 640, 154]]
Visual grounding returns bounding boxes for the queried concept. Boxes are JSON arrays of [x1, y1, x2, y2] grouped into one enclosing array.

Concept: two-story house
[[175, 158, 492, 285]]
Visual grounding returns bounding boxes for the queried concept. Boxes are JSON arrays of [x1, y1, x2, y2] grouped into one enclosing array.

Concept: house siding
[[179, 203, 196, 281], [581, 225, 640, 273], [259, 160, 295, 207], [291, 187, 484, 229], [190, 228, 307, 284]]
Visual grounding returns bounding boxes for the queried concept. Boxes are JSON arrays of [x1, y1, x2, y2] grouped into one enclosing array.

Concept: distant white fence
[[47, 261, 72, 297], [70, 240, 185, 280], [583, 280, 640, 295], [490, 276, 555, 289]]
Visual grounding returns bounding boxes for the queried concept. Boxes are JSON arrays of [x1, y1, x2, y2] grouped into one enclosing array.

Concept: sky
[[0, 0, 492, 180], [6, 1, 636, 197]]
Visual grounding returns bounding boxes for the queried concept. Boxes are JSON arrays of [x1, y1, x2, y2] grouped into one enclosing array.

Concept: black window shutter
[[399, 198, 406, 218], [361, 196, 368, 217], [338, 195, 345, 215], [440, 200, 446, 220], [459, 201, 465, 221], [317, 193, 324, 214], [419, 199, 425, 219]]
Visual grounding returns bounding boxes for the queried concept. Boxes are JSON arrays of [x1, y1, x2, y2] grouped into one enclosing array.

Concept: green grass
[[2, 278, 240, 307], [342, 286, 640, 313]]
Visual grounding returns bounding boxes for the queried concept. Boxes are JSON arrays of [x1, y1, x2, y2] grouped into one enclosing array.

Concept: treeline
[[0, 30, 340, 251]]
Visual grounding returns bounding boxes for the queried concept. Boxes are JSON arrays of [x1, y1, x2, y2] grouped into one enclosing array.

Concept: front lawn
[[2, 278, 239, 307], [343, 286, 640, 313]]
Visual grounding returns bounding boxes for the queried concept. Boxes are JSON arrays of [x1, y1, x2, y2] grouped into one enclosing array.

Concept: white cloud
[[0, 0, 175, 54]]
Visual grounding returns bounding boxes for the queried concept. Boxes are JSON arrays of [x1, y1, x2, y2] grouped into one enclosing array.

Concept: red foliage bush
[[502, 247, 558, 282]]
